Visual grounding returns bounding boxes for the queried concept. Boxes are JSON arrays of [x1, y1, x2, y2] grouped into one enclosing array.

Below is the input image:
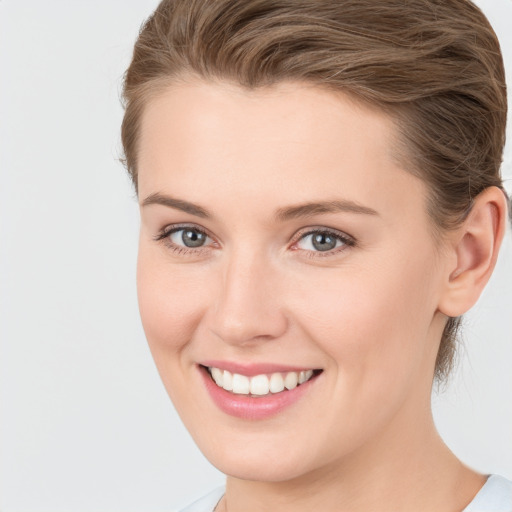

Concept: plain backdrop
[[0, 1, 511, 511]]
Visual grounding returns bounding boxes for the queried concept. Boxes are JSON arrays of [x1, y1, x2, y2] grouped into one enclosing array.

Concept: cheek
[[289, 254, 438, 383], [136, 245, 217, 417], [136, 245, 209, 355], [282, 256, 439, 457]]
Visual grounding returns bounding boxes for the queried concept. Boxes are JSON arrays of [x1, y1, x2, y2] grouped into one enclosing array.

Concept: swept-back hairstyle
[[121, 0, 508, 381]]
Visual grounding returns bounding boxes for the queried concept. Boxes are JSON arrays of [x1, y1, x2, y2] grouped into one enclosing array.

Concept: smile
[[207, 366, 316, 396], [199, 363, 323, 420]]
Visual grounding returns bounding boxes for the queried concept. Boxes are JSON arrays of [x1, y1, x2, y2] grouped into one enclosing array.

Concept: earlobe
[[438, 186, 508, 318]]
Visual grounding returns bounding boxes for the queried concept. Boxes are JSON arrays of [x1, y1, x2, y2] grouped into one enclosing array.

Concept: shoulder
[[178, 486, 225, 512], [463, 475, 512, 512]]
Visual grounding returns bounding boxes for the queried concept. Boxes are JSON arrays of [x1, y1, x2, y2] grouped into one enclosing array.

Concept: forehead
[[137, 79, 426, 223], [138, 79, 395, 165]]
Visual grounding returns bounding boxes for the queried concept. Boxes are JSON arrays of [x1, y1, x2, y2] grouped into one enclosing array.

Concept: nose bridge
[[210, 245, 288, 345]]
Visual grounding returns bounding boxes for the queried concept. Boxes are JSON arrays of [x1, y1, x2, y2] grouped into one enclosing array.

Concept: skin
[[135, 79, 507, 511]]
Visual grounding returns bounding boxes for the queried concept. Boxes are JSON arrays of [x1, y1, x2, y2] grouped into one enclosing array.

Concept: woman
[[121, 0, 511, 510]]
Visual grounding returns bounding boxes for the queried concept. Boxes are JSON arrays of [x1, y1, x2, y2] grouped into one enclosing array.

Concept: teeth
[[211, 367, 223, 387], [269, 373, 285, 393], [300, 370, 313, 383], [222, 370, 233, 391], [284, 372, 298, 390], [208, 367, 316, 396], [250, 374, 270, 395], [232, 373, 250, 394]]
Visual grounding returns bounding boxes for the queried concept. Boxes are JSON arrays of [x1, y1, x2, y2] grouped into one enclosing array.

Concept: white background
[[0, 1, 511, 511]]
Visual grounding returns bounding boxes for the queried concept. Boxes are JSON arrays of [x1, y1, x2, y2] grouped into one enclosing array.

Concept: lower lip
[[199, 366, 319, 420]]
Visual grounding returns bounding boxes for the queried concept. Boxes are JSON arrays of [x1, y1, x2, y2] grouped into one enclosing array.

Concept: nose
[[208, 249, 288, 346]]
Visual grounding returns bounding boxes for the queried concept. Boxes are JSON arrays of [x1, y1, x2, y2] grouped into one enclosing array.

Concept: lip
[[200, 360, 317, 377], [198, 364, 321, 420]]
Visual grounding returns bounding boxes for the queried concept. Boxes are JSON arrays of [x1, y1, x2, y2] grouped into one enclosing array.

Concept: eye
[[169, 227, 210, 248], [155, 225, 216, 254], [155, 224, 354, 258], [293, 228, 355, 256]]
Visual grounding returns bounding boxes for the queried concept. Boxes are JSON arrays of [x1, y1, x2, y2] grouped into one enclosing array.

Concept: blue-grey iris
[[182, 229, 206, 247], [312, 233, 337, 251]]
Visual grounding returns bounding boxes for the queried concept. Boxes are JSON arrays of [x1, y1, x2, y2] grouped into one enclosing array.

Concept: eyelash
[[154, 224, 356, 259]]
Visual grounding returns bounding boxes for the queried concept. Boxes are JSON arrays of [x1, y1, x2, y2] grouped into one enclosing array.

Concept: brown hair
[[121, 0, 508, 382]]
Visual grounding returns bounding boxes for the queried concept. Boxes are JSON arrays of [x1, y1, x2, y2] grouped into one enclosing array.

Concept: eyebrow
[[274, 199, 379, 222], [142, 193, 211, 218], [141, 192, 379, 221]]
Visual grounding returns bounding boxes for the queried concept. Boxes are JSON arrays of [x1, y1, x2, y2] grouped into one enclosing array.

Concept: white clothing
[[178, 474, 512, 512]]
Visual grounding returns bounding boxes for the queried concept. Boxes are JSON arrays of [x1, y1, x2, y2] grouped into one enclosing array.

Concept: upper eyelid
[[158, 224, 353, 240], [156, 224, 355, 252], [294, 226, 352, 237], [158, 223, 212, 239]]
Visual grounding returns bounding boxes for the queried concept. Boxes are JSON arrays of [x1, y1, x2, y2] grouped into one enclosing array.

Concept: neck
[[220, 404, 484, 512]]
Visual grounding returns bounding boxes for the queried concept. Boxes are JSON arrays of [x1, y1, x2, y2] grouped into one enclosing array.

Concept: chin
[[213, 452, 314, 483], [193, 430, 326, 483]]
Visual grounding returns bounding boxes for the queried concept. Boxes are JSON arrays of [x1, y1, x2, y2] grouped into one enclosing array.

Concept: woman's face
[[136, 79, 450, 481]]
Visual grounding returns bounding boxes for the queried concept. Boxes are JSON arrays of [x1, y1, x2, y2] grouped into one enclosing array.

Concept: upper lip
[[200, 360, 320, 377]]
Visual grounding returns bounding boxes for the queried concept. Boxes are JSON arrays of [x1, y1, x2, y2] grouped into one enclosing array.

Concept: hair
[[121, 0, 508, 382]]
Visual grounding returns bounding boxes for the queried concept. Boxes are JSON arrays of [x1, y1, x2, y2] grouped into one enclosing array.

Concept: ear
[[438, 186, 509, 317]]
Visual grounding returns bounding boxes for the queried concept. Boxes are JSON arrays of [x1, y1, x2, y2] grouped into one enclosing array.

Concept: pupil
[[312, 233, 336, 251], [182, 230, 206, 248]]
